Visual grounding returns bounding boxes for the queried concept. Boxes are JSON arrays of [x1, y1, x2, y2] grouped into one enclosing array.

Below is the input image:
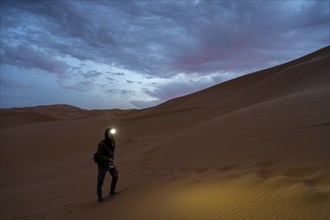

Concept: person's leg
[[109, 167, 118, 195], [97, 166, 107, 201]]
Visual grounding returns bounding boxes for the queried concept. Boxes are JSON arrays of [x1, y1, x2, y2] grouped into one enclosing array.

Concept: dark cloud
[[120, 90, 136, 96], [106, 72, 125, 76], [171, 1, 330, 74], [1, 0, 328, 109], [106, 77, 115, 82], [82, 70, 103, 79], [63, 81, 93, 92], [58, 69, 104, 91], [2, 1, 328, 77], [105, 89, 136, 100], [0, 76, 32, 89], [1, 44, 70, 74]]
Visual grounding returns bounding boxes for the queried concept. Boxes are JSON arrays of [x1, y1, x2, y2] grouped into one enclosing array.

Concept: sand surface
[[1, 47, 329, 220]]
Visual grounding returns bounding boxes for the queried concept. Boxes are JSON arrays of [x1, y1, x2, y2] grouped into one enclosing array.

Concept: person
[[94, 128, 119, 202]]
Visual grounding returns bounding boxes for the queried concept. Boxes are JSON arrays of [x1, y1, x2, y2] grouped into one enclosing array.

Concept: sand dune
[[0, 104, 134, 130], [0, 46, 329, 220]]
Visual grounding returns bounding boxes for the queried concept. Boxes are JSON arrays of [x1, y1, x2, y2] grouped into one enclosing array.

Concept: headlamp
[[110, 128, 116, 135]]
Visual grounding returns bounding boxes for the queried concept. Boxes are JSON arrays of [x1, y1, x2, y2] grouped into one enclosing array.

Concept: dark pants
[[97, 165, 118, 198]]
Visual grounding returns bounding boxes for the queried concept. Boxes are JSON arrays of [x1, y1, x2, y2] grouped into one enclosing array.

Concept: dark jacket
[[94, 128, 116, 167]]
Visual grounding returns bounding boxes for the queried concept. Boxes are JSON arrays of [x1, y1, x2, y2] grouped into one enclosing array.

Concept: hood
[[104, 128, 111, 139], [104, 128, 114, 142]]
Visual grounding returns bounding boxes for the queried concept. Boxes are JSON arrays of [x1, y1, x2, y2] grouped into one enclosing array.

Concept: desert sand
[[0, 46, 329, 220]]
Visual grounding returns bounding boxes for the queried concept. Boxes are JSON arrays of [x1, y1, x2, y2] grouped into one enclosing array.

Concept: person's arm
[[96, 142, 111, 163], [111, 140, 116, 159]]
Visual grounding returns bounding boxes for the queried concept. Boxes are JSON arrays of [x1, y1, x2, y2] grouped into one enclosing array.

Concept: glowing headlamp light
[[110, 128, 116, 135]]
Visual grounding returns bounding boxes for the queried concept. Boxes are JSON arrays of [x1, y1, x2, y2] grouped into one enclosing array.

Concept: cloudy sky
[[1, 1, 329, 109]]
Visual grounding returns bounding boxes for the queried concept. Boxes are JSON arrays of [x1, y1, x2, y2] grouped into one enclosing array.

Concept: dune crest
[[0, 104, 136, 129], [1, 46, 329, 220]]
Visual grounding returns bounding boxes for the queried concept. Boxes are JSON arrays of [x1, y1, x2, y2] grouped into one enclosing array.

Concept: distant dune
[[1, 46, 329, 220], [0, 104, 135, 129]]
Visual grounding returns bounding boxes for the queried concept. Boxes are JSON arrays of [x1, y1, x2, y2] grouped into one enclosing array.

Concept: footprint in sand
[[255, 166, 283, 179], [253, 159, 282, 179], [254, 159, 282, 169], [302, 173, 330, 190], [177, 166, 193, 174], [194, 166, 213, 173], [282, 166, 321, 179], [216, 163, 240, 172], [281, 166, 329, 192]]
